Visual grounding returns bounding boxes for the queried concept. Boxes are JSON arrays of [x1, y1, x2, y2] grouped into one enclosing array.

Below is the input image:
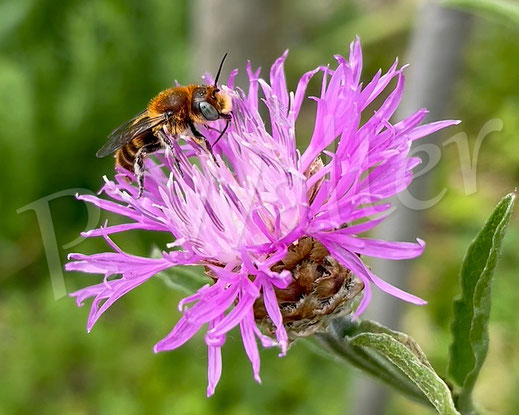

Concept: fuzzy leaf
[[316, 334, 430, 407], [344, 320, 433, 368], [448, 192, 516, 412], [316, 319, 450, 409], [351, 331, 460, 415]]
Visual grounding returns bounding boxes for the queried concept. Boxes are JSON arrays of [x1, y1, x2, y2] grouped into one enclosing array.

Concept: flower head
[[67, 38, 459, 396]]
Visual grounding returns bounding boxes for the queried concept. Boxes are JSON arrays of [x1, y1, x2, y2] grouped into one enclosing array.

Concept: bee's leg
[[203, 124, 221, 133], [133, 143, 162, 199], [173, 157, 183, 175], [188, 120, 220, 167], [134, 150, 146, 199], [157, 130, 174, 151], [155, 130, 183, 176]]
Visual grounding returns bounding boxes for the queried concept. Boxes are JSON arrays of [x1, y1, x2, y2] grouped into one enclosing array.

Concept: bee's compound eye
[[198, 101, 219, 121]]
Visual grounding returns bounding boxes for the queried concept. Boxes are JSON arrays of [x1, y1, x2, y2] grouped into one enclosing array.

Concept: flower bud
[[253, 237, 364, 340]]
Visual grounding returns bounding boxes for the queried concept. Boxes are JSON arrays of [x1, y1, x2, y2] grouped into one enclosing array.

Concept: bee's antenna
[[214, 53, 228, 87], [213, 119, 230, 147]]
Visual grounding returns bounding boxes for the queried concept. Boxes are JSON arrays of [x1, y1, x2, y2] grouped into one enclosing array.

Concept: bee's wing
[[96, 110, 166, 158]]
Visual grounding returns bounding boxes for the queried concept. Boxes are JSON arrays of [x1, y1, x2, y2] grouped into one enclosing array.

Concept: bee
[[96, 54, 232, 198]]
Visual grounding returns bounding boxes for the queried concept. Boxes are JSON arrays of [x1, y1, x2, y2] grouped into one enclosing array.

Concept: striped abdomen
[[115, 130, 158, 172]]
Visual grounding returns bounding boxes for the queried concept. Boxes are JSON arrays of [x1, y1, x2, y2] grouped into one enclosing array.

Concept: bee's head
[[192, 85, 232, 122], [191, 53, 232, 122]]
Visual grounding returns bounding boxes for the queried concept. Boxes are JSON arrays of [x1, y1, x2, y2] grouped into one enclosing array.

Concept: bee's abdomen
[[115, 144, 136, 172], [115, 130, 159, 173]]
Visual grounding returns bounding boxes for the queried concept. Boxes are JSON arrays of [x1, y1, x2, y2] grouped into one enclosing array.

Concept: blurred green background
[[0, 0, 517, 414]]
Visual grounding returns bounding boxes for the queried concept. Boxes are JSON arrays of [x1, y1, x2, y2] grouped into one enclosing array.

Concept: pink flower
[[67, 38, 459, 396]]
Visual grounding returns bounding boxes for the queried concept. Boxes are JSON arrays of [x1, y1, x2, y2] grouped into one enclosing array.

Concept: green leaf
[[316, 333, 430, 407], [442, 0, 519, 25], [345, 320, 433, 368], [351, 331, 460, 415], [316, 319, 458, 411], [448, 192, 516, 412]]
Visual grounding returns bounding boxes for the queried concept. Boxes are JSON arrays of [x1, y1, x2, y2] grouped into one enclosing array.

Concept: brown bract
[[253, 237, 364, 341]]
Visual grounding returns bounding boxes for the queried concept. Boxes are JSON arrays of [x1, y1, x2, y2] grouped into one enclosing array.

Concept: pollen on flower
[[66, 37, 460, 396]]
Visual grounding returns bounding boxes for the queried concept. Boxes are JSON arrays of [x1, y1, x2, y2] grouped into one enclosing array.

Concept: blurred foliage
[[443, 0, 519, 25], [0, 280, 353, 415], [0, 0, 518, 414]]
